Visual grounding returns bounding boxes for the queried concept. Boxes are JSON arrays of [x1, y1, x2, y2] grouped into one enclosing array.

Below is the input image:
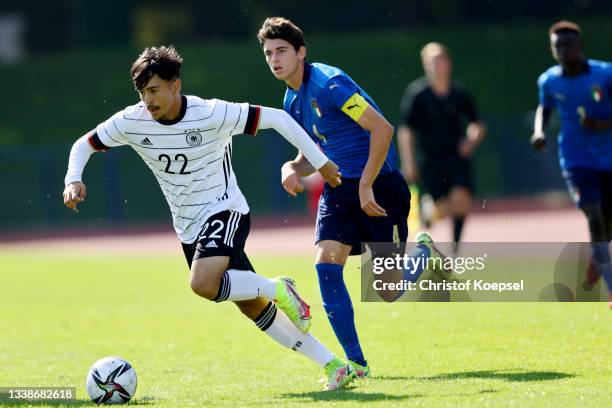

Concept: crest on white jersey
[[186, 131, 203, 146]]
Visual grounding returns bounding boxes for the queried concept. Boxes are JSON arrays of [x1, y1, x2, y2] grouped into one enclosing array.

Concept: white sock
[[214, 269, 276, 302], [254, 301, 335, 367]]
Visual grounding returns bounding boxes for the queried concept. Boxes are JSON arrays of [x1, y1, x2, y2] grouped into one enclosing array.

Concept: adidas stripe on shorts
[[181, 210, 255, 272]]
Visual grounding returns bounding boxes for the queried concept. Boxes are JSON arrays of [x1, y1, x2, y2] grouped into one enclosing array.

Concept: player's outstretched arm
[[258, 107, 341, 190], [531, 105, 552, 150], [63, 132, 105, 212]]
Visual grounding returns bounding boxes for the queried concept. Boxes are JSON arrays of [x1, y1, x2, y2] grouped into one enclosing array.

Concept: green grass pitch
[[1, 250, 612, 407]]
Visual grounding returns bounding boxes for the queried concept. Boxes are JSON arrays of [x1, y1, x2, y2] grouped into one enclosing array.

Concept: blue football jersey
[[284, 62, 397, 178], [538, 59, 612, 171]]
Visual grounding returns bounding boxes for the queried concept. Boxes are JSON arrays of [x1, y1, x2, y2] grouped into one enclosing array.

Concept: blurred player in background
[[62, 45, 356, 390], [531, 21, 612, 306], [398, 43, 486, 251], [258, 17, 448, 381]]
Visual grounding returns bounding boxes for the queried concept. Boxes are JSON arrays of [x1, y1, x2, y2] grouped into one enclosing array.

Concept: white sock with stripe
[[254, 301, 335, 367], [213, 269, 276, 302]]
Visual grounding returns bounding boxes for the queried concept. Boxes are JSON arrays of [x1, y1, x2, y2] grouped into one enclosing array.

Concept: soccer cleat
[[349, 361, 371, 379], [608, 292, 612, 310], [273, 276, 311, 333], [415, 231, 452, 278], [323, 358, 355, 390]]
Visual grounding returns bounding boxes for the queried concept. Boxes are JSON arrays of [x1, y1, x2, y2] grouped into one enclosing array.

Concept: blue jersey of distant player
[[284, 62, 398, 178], [538, 59, 612, 171]]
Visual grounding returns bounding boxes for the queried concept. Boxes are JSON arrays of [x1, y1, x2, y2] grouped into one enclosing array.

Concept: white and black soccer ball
[[86, 357, 137, 405]]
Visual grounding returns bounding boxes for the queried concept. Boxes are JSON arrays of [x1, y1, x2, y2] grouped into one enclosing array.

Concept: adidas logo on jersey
[[205, 241, 218, 249], [140, 137, 153, 146]]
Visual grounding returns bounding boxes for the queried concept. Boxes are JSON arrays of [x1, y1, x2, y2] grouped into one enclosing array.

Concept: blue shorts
[[316, 170, 410, 256], [562, 168, 612, 210]]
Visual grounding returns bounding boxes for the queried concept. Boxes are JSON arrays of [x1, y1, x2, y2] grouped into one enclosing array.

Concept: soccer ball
[[85, 357, 137, 404]]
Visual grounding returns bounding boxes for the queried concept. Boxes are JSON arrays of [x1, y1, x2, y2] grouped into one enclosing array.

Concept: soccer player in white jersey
[[62, 46, 353, 390]]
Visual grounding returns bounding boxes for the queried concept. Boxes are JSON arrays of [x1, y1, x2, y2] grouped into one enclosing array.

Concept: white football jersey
[[95, 95, 259, 244]]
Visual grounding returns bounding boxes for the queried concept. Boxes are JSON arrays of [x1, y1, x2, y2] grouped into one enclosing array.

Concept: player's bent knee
[[316, 241, 351, 265], [190, 266, 224, 300], [190, 275, 219, 300], [189, 257, 230, 300]]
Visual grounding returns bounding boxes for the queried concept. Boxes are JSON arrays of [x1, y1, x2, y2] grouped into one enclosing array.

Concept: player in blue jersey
[[257, 17, 447, 379], [531, 21, 612, 306]]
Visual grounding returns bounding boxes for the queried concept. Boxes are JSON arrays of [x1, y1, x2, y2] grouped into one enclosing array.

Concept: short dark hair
[[257, 17, 305, 51], [131, 46, 183, 91], [549, 20, 581, 37]]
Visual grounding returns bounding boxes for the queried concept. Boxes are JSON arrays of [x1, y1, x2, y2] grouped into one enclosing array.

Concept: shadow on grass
[[413, 369, 575, 383], [374, 375, 414, 381], [281, 389, 422, 403]]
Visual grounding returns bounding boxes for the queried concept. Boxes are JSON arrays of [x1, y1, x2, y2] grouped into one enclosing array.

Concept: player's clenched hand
[[530, 132, 546, 150], [359, 184, 387, 217], [318, 160, 342, 188], [281, 162, 304, 197], [63, 181, 86, 212]]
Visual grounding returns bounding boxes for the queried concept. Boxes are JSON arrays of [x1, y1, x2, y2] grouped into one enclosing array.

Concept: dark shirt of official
[[399, 77, 479, 157]]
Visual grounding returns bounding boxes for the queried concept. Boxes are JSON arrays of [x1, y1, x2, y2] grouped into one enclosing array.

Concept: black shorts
[[181, 210, 255, 272], [420, 155, 474, 201], [316, 170, 411, 256]]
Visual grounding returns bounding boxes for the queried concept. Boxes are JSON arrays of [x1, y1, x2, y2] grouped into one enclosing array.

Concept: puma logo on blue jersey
[[346, 99, 360, 110]]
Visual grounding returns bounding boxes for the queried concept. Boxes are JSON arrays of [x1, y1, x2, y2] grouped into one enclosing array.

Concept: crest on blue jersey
[[591, 84, 603, 102]]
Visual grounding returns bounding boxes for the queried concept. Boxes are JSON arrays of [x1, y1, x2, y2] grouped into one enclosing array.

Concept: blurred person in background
[[531, 21, 612, 306], [397, 43, 486, 252]]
